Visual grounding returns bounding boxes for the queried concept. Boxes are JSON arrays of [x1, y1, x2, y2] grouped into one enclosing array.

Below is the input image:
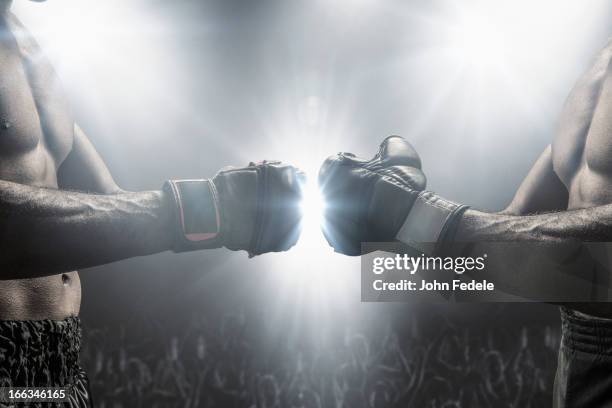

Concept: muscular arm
[[453, 146, 612, 311], [0, 180, 173, 279], [456, 145, 582, 241], [2, 125, 303, 278], [458, 205, 611, 243], [455, 146, 611, 243], [1, 124, 173, 279]]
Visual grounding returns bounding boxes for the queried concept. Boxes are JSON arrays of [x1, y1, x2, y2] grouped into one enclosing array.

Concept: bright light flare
[[299, 177, 326, 230]]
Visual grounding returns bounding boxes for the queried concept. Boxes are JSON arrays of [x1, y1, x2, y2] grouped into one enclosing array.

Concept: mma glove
[[164, 161, 304, 256], [318, 136, 469, 256]]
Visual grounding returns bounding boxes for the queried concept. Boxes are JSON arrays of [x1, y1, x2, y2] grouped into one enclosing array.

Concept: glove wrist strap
[[163, 179, 222, 252], [395, 191, 469, 255]]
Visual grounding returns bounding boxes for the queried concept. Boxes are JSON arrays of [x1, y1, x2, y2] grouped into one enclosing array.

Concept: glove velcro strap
[[248, 164, 269, 257], [163, 179, 221, 252], [247, 161, 303, 257], [395, 191, 469, 255]]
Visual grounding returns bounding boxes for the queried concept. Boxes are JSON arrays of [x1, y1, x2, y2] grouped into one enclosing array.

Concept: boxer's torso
[[552, 40, 612, 316], [0, 14, 80, 320]]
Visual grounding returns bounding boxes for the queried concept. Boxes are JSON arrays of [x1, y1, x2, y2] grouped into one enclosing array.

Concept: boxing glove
[[164, 161, 304, 256], [318, 136, 469, 256]]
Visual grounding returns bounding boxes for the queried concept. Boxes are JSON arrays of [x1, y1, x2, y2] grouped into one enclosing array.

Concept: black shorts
[[554, 307, 612, 407], [0, 317, 92, 408]]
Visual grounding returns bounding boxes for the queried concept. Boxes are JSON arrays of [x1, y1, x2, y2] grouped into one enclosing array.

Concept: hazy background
[[11, 0, 612, 402]]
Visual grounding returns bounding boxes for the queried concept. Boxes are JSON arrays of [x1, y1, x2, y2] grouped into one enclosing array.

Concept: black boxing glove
[[164, 161, 304, 256], [318, 136, 469, 256]]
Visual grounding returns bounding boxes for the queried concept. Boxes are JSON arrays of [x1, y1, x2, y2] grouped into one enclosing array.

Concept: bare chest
[[0, 17, 73, 187], [553, 43, 612, 209]]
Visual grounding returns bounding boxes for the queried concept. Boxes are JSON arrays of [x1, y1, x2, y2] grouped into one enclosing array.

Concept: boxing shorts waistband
[[560, 307, 612, 355], [0, 316, 82, 388]]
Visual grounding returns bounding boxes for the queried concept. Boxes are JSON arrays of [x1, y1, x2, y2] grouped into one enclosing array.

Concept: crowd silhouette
[[81, 310, 560, 408]]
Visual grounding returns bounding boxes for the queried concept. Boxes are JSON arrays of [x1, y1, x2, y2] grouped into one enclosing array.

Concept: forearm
[[0, 180, 174, 278], [454, 206, 612, 300], [456, 205, 612, 243]]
